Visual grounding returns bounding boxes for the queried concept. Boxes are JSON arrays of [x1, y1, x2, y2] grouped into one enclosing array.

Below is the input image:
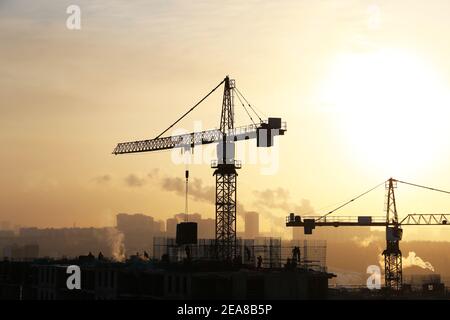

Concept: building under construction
[[0, 238, 333, 300], [153, 237, 327, 272]]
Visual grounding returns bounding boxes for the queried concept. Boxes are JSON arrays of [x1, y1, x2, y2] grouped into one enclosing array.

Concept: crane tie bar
[[154, 78, 225, 139]]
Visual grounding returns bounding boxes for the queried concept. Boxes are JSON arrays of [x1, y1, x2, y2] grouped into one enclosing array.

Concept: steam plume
[[378, 251, 435, 272], [106, 228, 125, 262], [403, 251, 435, 272]]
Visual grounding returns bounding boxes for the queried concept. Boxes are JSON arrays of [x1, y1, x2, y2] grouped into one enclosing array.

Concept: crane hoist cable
[[395, 179, 450, 195], [154, 79, 225, 139], [233, 88, 256, 126], [234, 86, 264, 123], [316, 180, 387, 221], [185, 168, 189, 222]]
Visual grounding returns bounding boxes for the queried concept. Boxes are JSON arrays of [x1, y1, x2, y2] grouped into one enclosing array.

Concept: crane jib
[[112, 119, 286, 155]]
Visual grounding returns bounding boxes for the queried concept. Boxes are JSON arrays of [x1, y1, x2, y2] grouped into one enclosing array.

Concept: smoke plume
[[105, 228, 125, 262], [403, 251, 435, 272], [378, 251, 435, 272]]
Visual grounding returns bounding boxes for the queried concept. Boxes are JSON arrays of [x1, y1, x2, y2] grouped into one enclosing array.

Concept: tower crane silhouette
[[113, 76, 286, 261], [286, 177, 450, 291]]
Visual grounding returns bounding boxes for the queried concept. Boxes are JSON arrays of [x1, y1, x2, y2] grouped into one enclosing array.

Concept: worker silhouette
[[257, 255, 263, 269], [185, 245, 191, 261], [233, 255, 242, 266], [161, 253, 170, 263], [292, 257, 297, 268], [286, 258, 291, 268], [244, 246, 251, 262], [98, 252, 104, 260], [292, 246, 301, 263]]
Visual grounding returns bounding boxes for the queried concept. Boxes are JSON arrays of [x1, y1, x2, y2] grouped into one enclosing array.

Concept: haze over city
[[1, 0, 449, 244]]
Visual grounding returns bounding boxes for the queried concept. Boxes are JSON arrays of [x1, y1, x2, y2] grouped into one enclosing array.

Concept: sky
[[1, 0, 450, 240]]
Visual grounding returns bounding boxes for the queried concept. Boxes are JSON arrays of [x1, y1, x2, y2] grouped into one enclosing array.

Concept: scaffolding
[[283, 239, 327, 272], [403, 274, 443, 291], [153, 237, 327, 272]]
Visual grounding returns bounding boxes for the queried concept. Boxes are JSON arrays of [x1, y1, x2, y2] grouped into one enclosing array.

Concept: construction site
[[1, 75, 449, 300], [110, 75, 450, 299]]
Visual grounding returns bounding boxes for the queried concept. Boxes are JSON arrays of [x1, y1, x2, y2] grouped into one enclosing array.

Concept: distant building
[[117, 213, 154, 233], [0, 230, 14, 237], [166, 218, 178, 237], [116, 213, 155, 256], [175, 213, 201, 222], [198, 218, 215, 239], [3, 243, 39, 261], [292, 227, 303, 241], [14, 227, 117, 258], [0, 221, 11, 231], [23, 244, 39, 260], [245, 212, 259, 239], [154, 220, 165, 235]]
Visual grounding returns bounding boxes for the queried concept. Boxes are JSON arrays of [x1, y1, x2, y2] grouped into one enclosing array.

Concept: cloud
[[147, 168, 160, 179], [127, 173, 314, 236], [93, 170, 158, 187], [124, 174, 146, 187], [251, 187, 316, 236], [22, 174, 59, 192], [253, 187, 291, 211], [161, 177, 184, 194], [351, 233, 384, 248], [292, 199, 315, 215], [161, 176, 214, 203], [253, 187, 314, 215], [160, 175, 252, 219], [93, 174, 111, 184]]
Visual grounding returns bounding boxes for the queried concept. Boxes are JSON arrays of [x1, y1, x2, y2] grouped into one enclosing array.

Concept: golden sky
[[1, 0, 449, 240]]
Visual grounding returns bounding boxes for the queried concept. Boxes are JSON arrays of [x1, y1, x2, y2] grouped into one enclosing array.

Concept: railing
[[113, 119, 287, 155], [226, 121, 287, 138], [400, 214, 449, 225], [286, 214, 450, 226], [286, 215, 387, 225], [211, 159, 242, 169]]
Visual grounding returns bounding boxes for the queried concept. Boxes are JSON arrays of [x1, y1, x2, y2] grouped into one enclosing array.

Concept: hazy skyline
[[1, 0, 449, 241]]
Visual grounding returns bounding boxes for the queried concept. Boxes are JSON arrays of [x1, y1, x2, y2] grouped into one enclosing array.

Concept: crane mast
[[383, 178, 402, 290], [214, 76, 238, 260]]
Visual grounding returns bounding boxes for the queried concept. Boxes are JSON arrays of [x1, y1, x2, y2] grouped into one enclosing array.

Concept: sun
[[319, 48, 450, 176]]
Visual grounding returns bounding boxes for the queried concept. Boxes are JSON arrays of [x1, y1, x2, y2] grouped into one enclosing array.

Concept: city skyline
[[1, 0, 450, 242]]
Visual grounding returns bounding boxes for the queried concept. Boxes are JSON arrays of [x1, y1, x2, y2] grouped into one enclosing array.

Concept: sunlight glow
[[320, 48, 450, 176]]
